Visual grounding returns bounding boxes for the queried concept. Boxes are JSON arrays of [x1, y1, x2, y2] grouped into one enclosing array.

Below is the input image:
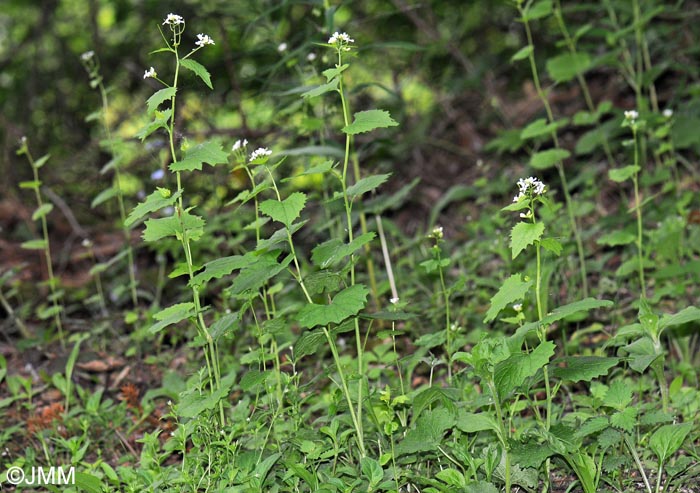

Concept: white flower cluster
[[250, 147, 272, 162], [328, 32, 354, 48], [195, 33, 215, 48], [624, 110, 639, 121], [143, 67, 157, 79], [663, 108, 673, 118], [513, 176, 546, 202], [80, 51, 95, 62], [232, 139, 248, 152], [163, 13, 184, 26]]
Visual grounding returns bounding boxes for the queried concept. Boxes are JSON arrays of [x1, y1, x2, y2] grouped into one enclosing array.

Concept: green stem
[[98, 83, 138, 306], [631, 128, 646, 298], [521, 9, 588, 298], [487, 380, 510, 493], [436, 247, 452, 382]]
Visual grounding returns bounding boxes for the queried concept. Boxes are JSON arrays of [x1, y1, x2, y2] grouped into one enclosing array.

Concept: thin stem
[[521, 8, 588, 298], [631, 127, 646, 297], [486, 380, 510, 493], [97, 82, 138, 306]]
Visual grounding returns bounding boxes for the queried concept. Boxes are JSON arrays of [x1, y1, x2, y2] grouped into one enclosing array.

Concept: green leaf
[[19, 180, 42, 190], [597, 230, 636, 246], [322, 64, 349, 81], [311, 232, 375, 268], [455, 411, 500, 435], [74, 472, 104, 493], [260, 192, 307, 228], [34, 154, 51, 169], [512, 298, 613, 343], [91, 186, 118, 208], [125, 188, 181, 227], [494, 341, 555, 399], [21, 239, 47, 250], [170, 140, 229, 172], [523, 0, 553, 21], [227, 252, 292, 296], [294, 329, 326, 359], [603, 380, 632, 411], [610, 407, 637, 432], [301, 78, 339, 98], [546, 52, 592, 83], [32, 203, 54, 221], [344, 173, 391, 199], [649, 423, 693, 464], [297, 284, 369, 328], [608, 165, 640, 182], [342, 110, 399, 135], [520, 118, 557, 140], [530, 149, 570, 169], [136, 109, 172, 140], [209, 312, 239, 342], [396, 408, 454, 455], [659, 306, 700, 331], [142, 210, 205, 242], [177, 371, 236, 418], [146, 87, 176, 115], [511, 221, 545, 259], [180, 58, 213, 89], [540, 237, 563, 256], [511, 45, 534, 62], [148, 302, 195, 334], [190, 255, 249, 287], [436, 468, 467, 488], [360, 457, 384, 487], [551, 356, 619, 382], [484, 274, 533, 323]]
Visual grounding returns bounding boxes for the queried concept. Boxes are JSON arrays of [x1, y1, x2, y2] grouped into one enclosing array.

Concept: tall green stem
[[631, 127, 646, 298]]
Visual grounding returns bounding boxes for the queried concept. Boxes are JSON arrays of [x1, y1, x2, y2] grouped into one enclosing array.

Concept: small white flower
[[249, 147, 272, 162], [81, 50, 95, 62], [167, 400, 173, 406], [431, 226, 444, 239], [516, 176, 546, 199], [624, 110, 639, 121], [307, 52, 317, 62], [520, 210, 533, 219], [81, 238, 92, 248], [277, 42, 288, 52], [232, 139, 248, 152], [163, 13, 184, 26], [143, 67, 157, 79], [328, 32, 354, 45], [513, 303, 523, 312], [195, 33, 215, 47], [151, 169, 165, 181], [389, 297, 400, 305], [663, 108, 673, 118]]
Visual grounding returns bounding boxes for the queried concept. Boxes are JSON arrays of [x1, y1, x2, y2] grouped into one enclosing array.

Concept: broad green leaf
[[342, 110, 398, 135], [546, 52, 592, 83], [125, 188, 181, 227], [511, 45, 533, 62], [21, 239, 47, 250], [512, 298, 613, 342], [649, 423, 693, 464], [523, 0, 553, 21], [180, 58, 213, 89], [540, 237, 563, 256], [34, 154, 51, 169], [530, 149, 570, 169], [146, 87, 176, 115], [91, 186, 118, 208], [455, 411, 500, 435], [177, 371, 236, 418], [260, 192, 307, 228], [484, 274, 533, 323], [32, 203, 54, 221], [511, 221, 545, 259], [465, 482, 499, 493], [227, 252, 292, 296], [142, 210, 205, 242], [294, 328, 326, 359], [322, 64, 349, 81], [297, 284, 369, 328], [148, 302, 194, 334], [136, 109, 172, 141], [170, 140, 229, 172], [209, 312, 239, 342], [190, 254, 249, 287], [494, 340, 555, 399], [603, 380, 632, 411], [608, 165, 640, 182], [311, 232, 375, 268], [344, 174, 391, 199], [520, 118, 557, 140], [360, 457, 383, 487], [551, 356, 619, 382], [301, 78, 339, 98], [73, 472, 103, 493], [610, 407, 637, 432], [597, 230, 636, 246], [659, 306, 700, 330], [396, 408, 454, 455], [622, 338, 659, 373], [436, 469, 466, 488]]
